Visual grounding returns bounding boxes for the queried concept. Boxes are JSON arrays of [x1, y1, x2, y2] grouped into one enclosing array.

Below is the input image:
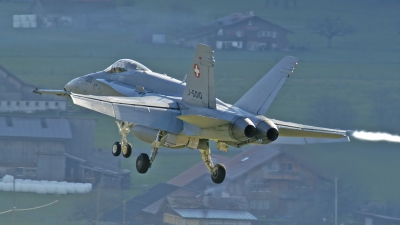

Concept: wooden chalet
[[167, 145, 328, 224], [0, 65, 126, 187], [103, 145, 327, 225], [0, 66, 66, 113], [176, 12, 293, 51]]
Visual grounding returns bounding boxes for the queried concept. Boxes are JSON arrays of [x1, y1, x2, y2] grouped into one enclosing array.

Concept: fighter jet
[[34, 43, 349, 184]]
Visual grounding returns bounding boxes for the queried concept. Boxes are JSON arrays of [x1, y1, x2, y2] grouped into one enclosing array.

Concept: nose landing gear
[[112, 121, 134, 158]]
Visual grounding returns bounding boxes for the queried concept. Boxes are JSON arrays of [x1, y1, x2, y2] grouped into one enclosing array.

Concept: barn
[[175, 12, 293, 51]]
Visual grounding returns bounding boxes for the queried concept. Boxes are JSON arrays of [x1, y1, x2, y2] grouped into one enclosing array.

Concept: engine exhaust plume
[[351, 130, 400, 143]]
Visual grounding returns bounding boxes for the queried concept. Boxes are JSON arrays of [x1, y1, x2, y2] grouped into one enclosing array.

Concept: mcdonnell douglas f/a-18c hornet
[[34, 43, 349, 184]]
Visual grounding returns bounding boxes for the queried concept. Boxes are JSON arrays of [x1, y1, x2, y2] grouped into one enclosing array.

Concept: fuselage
[[65, 59, 279, 148]]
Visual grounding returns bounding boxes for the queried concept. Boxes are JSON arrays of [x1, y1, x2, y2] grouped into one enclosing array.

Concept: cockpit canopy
[[104, 59, 151, 73]]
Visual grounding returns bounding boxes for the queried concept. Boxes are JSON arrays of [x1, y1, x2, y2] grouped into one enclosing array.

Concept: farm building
[[166, 145, 327, 223], [104, 145, 327, 225], [0, 116, 127, 187], [175, 12, 293, 51], [0, 65, 128, 187], [0, 66, 66, 113], [103, 182, 257, 225], [359, 211, 400, 225]]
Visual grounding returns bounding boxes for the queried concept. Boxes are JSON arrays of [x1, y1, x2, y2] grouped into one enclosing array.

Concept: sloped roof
[[0, 116, 72, 139], [103, 183, 179, 222], [359, 211, 400, 222], [167, 154, 229, 187], [172, 209, 257, 220], [167, 196, 248, 210], [143, 188, 199, 215], [178, 12, 293, 39], [224, 145, 281, 180]]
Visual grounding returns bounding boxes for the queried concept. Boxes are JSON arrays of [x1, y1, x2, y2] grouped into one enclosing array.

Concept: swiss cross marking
[[193, 64, 200, 78]]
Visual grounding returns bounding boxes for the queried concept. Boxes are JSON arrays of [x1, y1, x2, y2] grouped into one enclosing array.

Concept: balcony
[[280, 191, 300, 199], [264, 171, 300, 180]]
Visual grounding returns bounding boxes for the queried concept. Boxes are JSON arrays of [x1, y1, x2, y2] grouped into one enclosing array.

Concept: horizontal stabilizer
[[278, 127, 346, 139], [273, 136, 349, 145], [177, 115, 229, 129], [271, 119, 349, 143]]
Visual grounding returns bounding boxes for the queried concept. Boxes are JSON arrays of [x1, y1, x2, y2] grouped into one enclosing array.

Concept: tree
[[309, 16, 355, 48]]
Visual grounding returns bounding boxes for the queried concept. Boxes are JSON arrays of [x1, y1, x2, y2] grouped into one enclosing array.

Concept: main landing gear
[[136, 130, 165, 174], [111, 122, 226, 184], [111, 121, 166, 175], [199, 140, 226, 184], [112, 121, 133, 158]]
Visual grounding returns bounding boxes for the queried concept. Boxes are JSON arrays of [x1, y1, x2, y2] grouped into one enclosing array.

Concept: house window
[[258, 31, 272, 38], [281, 163, 293, 171], [236, 31, 242, 37], [251, 200, 270, 209], [217, 29, 223, 36], [267, 162, 279, 171], [262, 200, 270, 209], [16, 101, 20, 106], [35, 102, 39, 106], [45, 102, 49, 106], [41, 118, 48, 128], [6, 117, 13, 127], [55, 102, 59, 106], [248, 19, 252, 26], [7, 101, 10, 106], [26, 102, 29, 106], [250, 200, 256, 209], [251, 179, 270, 192], [272, 31, 277, 38]]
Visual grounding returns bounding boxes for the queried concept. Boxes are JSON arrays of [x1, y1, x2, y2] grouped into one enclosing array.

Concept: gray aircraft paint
[[36, 44, 349, 148]]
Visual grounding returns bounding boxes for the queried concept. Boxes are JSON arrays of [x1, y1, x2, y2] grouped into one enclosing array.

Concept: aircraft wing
[[70, 93, 183, 133], [271, 119, 349, 144]]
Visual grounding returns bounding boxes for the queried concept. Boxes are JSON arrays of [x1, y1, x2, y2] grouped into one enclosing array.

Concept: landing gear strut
[[199, 140, 226, 184], [112, 121, 134, 158], [136, 130, 165, 174]]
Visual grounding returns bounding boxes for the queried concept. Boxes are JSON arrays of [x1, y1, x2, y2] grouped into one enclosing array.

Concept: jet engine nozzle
[[229, 117, 257, 141], [255, 119, 279, 143]]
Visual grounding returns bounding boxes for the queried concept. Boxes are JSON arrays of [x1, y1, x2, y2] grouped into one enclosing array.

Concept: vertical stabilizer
[[183, 44, 216, 109], [234, 56, 298, 115]]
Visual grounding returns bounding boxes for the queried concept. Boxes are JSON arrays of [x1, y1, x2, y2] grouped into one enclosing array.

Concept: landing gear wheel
[[136, 153, 150, 174], [112, 142, 121, 157], [122, 144, 132, 158], [211, 164, 226, 184]]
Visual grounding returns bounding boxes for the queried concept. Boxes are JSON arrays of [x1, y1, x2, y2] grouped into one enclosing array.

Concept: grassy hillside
[[0, 0, 400, 202]]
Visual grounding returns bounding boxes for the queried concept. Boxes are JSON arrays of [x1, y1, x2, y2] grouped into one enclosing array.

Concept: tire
[[136, 153, 150, 174], [112, 142, 121, 157], [211, 163, 226, 184], [122, 144, 132, 158]]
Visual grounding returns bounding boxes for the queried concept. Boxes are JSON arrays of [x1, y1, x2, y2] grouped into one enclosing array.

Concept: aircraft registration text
[[188, 89, 202, 99]]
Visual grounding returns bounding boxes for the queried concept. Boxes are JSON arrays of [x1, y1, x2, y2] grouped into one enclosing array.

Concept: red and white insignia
[[193, 64, 200, 78]]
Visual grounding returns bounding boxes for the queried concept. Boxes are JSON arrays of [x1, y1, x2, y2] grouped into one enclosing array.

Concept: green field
[[1, 0, 400, 214]]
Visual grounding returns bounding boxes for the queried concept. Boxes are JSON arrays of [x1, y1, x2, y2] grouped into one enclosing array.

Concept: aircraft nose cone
[[64, 78, 78, 92]]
